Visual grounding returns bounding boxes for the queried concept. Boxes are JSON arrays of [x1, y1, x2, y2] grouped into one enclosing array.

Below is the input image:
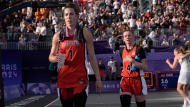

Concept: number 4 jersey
[[58, 34, 89, 88], [120, 44, 146, 77]]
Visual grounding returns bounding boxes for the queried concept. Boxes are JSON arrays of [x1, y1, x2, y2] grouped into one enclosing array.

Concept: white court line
[[44, 98, 59, 107]]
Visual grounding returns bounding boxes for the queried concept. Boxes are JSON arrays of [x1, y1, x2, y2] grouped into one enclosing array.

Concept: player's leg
[[185, 73, 190, 105], [134, 76, 147, 107], [73, 86, 88, 107], [59, 88, 74, 107], [120, 77, 132, 107], [135, 95, 146, 107], [178, 72, 190, 106]]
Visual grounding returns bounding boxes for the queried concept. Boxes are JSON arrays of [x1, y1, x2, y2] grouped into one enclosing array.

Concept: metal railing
[[0, 33, 37, 41], [0, 37, 186, 50], [0, 42, 52, 50]]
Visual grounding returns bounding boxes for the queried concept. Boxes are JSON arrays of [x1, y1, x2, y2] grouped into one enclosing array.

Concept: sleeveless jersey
[[180, 53, 190, 73], [57, 34, 88, 88], [121, 44, 140, 77]]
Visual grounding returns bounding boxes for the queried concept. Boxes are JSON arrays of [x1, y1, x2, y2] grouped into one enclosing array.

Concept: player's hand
[[166, 59, 170, 64], [96, 79, 103, 95]]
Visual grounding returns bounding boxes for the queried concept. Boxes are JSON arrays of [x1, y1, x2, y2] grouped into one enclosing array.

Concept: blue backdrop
[[2, 50, 22, 86]]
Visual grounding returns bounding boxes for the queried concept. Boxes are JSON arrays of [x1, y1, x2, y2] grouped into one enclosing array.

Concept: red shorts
[[120, 77, 142, 96], [59, 86, 87, 99]]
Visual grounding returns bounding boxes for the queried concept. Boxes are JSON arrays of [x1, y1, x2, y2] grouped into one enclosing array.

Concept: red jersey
[[57, 34, 88, 88], [121, 44, 146, 77]]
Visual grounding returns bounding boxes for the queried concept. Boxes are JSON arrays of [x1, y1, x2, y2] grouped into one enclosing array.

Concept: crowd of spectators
[[0, 6, 63, 49], [0, 0, 190, 51], [76, 0, 190, 52]]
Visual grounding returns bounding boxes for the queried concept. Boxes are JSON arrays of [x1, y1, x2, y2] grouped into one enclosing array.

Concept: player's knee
[[136, 100, 146, 107], [120, 95, 132, 107], [73, 90, 87, 107]]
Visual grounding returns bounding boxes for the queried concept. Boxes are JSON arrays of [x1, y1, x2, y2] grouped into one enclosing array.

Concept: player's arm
[[83, 27, 101, 81], [49, 32, 59, 63], [131, 47, 148, 71], [166, 56, 178, 69], [132, 58, 148, 71]]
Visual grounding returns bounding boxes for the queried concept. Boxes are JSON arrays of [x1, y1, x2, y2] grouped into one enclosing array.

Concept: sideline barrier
[[89, 71, 154, 93], [156, 70, 179, 91]]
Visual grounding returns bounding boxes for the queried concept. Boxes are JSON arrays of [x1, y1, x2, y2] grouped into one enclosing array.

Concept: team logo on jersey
[[74, 40, 80, 46], [61, 40, 81, 48], [132, 51, 135, 56]]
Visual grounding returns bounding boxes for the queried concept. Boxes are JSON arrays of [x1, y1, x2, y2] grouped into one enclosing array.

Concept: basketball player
[[120, 30, 148, 107], [48, 2, 103, 107], [166, 47, 190, 107]]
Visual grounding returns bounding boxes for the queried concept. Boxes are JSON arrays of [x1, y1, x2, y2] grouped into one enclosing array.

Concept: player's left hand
[[96, 79, 103, 95]]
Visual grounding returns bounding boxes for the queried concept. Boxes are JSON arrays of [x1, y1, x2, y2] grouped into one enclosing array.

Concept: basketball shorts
[[59, 86, 88, 99], [120, 76, 147, 95], [178, 72, 190, 84]]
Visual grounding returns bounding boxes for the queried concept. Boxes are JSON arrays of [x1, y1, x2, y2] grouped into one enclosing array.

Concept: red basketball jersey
[[121, 45, 140, 77], [57, 34, 88, 88]]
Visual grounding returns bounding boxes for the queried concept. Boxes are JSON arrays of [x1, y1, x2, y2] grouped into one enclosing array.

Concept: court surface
[[45, 91, 183, 107], [5, 91, 187, 107]]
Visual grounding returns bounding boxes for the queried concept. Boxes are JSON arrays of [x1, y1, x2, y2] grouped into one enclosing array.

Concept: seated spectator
[[161, 39, 169, 46], [107, 56, 118, 80], [98, 58, 106, 81]]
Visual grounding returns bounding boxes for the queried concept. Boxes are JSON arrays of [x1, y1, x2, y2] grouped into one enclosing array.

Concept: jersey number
[[69, 49, 73, 60], [127, 65, 130, 71]]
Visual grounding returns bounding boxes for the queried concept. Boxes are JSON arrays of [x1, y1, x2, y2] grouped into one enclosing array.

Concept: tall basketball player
[[49, 2, 103, 107]]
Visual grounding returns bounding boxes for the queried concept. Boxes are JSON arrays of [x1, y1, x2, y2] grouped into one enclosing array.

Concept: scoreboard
[[144, 72, 153, 87], [156, 70, 179, 90]]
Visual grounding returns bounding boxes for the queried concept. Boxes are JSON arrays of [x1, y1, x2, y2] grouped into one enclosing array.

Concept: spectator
[[34, 8, 42, 22], [161, 39, 169, 46], [127, 15, 136, 30], [39, 23, 46, 41], [34, 22, 41, 39], [107, 56, 118, 80], [51, 13, 58, 34], [109, 35, 117, 53], [54, 22, 61, 33], [98, 58, 106, 81], [113, 0, 120, 15], [18, 34, 26, 50], [172, 33, 181, 45], [138, 35, 145, 46]]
